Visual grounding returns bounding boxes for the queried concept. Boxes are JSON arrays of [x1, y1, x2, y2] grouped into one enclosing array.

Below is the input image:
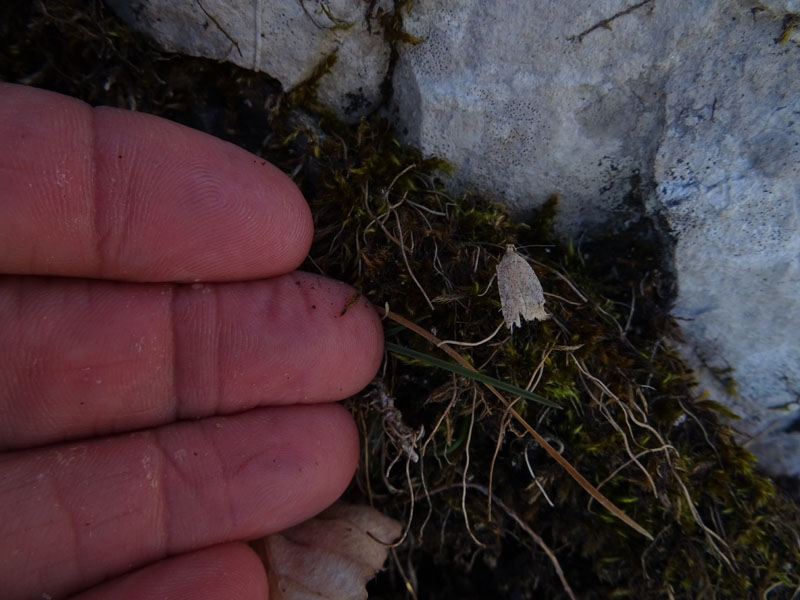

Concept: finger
[[70, 543, 267, 600], [0, 272, 382, 449], [0, 404, 357, 600], [0, 82, 311, 281]]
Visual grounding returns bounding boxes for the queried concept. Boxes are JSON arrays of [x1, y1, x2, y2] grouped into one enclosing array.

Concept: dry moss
[[2, 1, 799, 598]]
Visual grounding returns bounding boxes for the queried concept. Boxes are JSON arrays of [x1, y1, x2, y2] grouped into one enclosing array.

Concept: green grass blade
[[386, 342, 561, 409]]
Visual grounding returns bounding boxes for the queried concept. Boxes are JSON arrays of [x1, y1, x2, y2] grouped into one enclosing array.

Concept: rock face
[[105, 0, 800, 475], [104, 0, 392, 118], [651, 2, 800, 474], [394, 0, 800, 477]]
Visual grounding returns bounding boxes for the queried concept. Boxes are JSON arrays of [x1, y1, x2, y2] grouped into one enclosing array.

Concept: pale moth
[[497, 245, 549, 331]]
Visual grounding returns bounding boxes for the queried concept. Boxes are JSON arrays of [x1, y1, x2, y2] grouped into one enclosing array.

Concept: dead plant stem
[[379, 305, 654, 540]]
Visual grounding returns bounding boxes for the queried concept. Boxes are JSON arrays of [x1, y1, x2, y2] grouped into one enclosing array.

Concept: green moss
[[2, 1, 799, 598], [779, 12, 800, 44], [378, 0, 424, 45]]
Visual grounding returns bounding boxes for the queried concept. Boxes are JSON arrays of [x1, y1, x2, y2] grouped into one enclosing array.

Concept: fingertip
[[191, 405, 360, 535], [342, 293, 385, 395], [318, 402, 361, 488], [176, 273, 384, 410], [92, 106, 314, 280], [322, 291, 384, 401], [0, 83, 313, 280], [283, 273, 384, 401]]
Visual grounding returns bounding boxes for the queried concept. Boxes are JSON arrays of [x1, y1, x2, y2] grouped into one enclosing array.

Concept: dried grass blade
[[380, 306, 654, 541]]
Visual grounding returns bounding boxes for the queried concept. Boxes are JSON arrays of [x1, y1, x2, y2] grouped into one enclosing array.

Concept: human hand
[[0, 83, 383, 600]]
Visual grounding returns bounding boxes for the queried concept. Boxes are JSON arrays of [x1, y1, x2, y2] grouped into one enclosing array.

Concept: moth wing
[[497, 252, 548, 331], [514, 257, 548, 322], [496, 253, 520, 329]]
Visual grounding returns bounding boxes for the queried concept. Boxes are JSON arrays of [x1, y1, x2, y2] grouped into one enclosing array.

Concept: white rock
[[390, 0, 800, 475], [752, 0, 800, 14], [655, 4, 800, 475], [390, 0, 675, 232], [105, 0, 392, 119]]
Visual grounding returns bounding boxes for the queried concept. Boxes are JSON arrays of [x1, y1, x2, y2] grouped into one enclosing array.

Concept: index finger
[[0, 83, 312, 281]]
